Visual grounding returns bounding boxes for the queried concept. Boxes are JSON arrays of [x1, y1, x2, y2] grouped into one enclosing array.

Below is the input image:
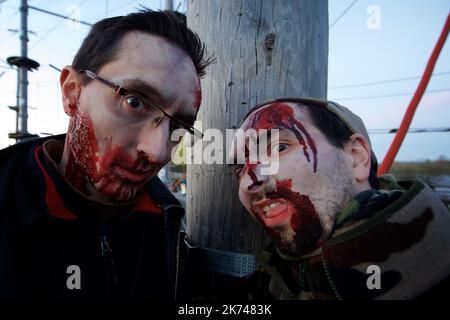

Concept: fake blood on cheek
[[65, 111, 149, 198], [65, 111, 99, 193]]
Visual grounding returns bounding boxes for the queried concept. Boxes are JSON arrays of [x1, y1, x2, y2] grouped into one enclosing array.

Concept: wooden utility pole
[[186, 0, 328, 295]]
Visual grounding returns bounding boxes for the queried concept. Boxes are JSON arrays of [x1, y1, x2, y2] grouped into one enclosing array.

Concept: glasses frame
[[79, 69, 203, 139]]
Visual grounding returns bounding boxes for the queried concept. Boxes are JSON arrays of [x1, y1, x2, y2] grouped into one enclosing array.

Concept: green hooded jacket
[[256, 176, 450, 300]]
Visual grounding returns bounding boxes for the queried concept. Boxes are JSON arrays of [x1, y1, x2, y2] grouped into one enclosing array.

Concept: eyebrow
[[121, 78, 197, 124], [121, 78, 167, 106]]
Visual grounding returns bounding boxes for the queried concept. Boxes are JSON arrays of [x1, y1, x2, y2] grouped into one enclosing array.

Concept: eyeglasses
[[78, 69, 203, 140]]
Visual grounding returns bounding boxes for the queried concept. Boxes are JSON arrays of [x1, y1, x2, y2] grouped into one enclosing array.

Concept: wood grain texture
[[186, 0, 328, 253]]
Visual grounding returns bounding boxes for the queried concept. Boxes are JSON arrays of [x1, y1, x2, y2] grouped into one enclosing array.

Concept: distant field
[[390, 159, 450, 206], [390, 159, 450, 179]]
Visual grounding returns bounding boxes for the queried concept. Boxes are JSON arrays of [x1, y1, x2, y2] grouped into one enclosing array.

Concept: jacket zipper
[[298, 261, 306, 291], [174, 228, 181, 300], [162, 204, 184, 300], [321, 254, 342, 300], [99, 235, 119, 289]]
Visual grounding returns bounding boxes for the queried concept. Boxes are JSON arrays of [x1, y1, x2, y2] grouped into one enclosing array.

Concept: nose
[[136, 118, 172, 164], [239, 163, 269, 195]]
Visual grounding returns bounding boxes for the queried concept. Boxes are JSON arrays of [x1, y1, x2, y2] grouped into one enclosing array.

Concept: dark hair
[[241, 100, 379, 189], [72, 8, 213, 83], [298, 103, 379, 189]]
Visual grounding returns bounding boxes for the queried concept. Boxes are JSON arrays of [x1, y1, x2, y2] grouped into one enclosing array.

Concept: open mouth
[[252, 198, 293, 229]]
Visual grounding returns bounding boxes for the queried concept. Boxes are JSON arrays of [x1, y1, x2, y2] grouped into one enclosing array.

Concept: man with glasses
[[0, 9, 211, 300]]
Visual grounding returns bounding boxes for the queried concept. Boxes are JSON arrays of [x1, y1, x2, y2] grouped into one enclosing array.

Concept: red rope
[[378, 13, 450, 175]]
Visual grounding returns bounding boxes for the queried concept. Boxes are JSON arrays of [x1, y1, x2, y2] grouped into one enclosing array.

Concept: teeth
[[262, 202, 281, 215]]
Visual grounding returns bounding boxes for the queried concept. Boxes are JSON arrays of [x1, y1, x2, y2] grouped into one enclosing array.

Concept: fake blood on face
[[244, 103, 318, 172], [65, 111, 99, 194], [239, 135, 263, 189], [65, 112, 155, 201], [242, 161, 262, 190], [262, 179, 323, 255]]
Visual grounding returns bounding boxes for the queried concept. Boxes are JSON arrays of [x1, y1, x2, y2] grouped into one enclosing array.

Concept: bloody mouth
[[254, 179, 323, 255], [252, 198, 293, 229]]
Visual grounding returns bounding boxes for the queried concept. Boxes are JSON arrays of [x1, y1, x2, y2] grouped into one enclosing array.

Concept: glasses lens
[[117, 94, 165, 126]]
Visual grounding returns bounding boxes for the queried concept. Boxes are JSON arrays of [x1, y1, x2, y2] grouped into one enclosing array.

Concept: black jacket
[[0, 135, 184, 301]]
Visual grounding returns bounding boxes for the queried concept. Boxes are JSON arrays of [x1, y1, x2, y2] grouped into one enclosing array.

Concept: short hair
[[298, 103, 379, 188], [241, 101, 380, 189], [72, 8, 213, 83]]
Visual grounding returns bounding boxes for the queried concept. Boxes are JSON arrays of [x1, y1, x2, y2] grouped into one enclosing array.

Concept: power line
[[334, 88, 450, 101], [0, 6, 19, 27], [329, 0, 358, 29], [39, 38, 77, 52], [36, 41, 76, 56], [368, 127, 450, 134], [83, 0, 137, 22], [49, 64, 61, 72], [329, 71, 450, 90], [29, 20, 68, 50], [28, 4, 92, 26], [175, 1, 182, 12], [29, 0, 90, 50]]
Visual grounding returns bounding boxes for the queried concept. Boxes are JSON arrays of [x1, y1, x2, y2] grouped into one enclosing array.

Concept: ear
[[344, 134, 371, 184], [60, 66, 81, 116]]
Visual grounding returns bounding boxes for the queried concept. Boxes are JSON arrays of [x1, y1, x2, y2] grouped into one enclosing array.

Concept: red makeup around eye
[[243, 103, 318, 172]]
